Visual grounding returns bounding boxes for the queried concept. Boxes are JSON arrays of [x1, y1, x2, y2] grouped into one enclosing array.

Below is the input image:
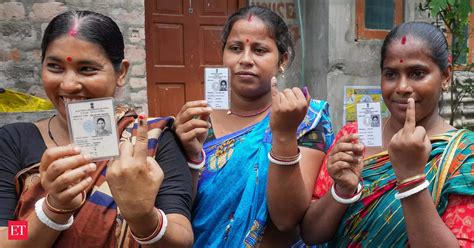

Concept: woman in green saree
[[301, 22, 473, 247]]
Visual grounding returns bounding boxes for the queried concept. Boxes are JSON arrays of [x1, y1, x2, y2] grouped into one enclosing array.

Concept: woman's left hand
[[388, 98, 431, 180], [270, 77, 310, 135], [106, 114, 164, 221]]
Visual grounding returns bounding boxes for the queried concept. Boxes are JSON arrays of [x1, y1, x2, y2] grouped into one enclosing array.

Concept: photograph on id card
[[204, 67, 230, 110], [66, 98, 119, 160], [356, 102, 383, 147]]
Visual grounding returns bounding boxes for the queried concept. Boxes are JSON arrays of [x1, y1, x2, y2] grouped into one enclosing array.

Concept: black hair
[[41, 10, 125, 71], [97, 118, 106, 123], [221, 6, 294, 65], [381, 22, 449, 72]]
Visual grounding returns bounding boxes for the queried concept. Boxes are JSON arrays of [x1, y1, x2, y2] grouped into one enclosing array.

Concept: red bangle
[[334, 179, 364, 199], [187, 149, 204, 164], [396, 177, 426, 190]]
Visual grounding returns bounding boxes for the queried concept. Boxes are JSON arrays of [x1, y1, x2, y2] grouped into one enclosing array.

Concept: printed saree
[[316, 123, 474, 247], [14, 106, 173, 247], [192, 100, 334, 248]]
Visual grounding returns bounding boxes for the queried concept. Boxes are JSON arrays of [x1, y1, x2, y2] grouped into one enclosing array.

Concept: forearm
[[267, 133, 314, 231], [267, 161, 309, 231], [401, 190, 458, 247], [300, 192, 349, 245], [127, 211, 193, 248], [151, 214, 193, 248]]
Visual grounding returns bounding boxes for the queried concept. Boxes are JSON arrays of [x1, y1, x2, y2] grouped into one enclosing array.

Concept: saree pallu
[[14, 107, 173, 247], [192, 100, 334, 248], [327, 129, 474, 247]]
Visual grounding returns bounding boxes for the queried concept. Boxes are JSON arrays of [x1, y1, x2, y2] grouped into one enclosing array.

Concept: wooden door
[[145, 0, 246, 117]]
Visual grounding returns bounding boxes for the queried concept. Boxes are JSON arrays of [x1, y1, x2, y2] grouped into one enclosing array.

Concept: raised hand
[[40, 146, 96, 210], [327, 134, 365, 195], [174, 100, 212, 160], [106, 114, 164, 220], [270, 77, 310, 136], [388, 98, 431, 180]]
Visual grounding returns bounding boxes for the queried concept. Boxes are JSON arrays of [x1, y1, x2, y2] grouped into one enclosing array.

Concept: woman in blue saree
[[174, 6, 334, 247], [301, 22, 474, 247]]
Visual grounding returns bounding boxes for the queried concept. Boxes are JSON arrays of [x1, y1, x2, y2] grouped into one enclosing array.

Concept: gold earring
[[442, 84, 449, 91], [279, 66, 285, 78]]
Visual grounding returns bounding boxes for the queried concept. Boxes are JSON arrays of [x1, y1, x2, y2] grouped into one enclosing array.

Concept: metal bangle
[[268, 152, 302, 166], [45, 191, 86, 214], [394, 180, 430, 200], [35, 197, 74, 231]]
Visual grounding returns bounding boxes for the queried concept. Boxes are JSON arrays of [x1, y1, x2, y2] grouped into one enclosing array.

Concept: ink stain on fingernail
[[401, 36, 406, 45]]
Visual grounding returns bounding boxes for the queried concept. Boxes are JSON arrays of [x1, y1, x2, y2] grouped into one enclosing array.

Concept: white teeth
[[62, 97, 86, 103]]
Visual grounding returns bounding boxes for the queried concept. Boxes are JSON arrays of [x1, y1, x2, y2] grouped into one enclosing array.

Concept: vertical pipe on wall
[[296, 0, 305, 85]]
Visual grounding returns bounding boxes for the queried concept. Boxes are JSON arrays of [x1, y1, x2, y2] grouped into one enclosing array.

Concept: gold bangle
[[129, 208, 163, 242], [270, 148, 301, 162], [397, 174, 426, 186], [45, 191, 87, 214]]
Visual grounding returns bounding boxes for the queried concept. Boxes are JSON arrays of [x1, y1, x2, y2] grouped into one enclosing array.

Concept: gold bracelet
[[397, 174, 426, 186], [270, 148, 301, 162], [45, 191, 87, 214], [129, 208, 163, 242]]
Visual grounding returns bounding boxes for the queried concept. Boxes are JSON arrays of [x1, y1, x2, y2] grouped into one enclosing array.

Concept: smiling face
[[381, 37, 450, 124], [41, 35, 128, 119], [222, 16, 286, 100]]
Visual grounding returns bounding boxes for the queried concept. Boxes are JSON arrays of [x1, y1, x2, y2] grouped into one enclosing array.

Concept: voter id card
[[204, 67, 230, 110], [356, 102, 383, 147], [66, 98, 119, 161]]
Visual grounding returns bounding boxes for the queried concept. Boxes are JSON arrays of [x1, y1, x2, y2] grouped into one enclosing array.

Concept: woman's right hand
[[174, 100, 212, 160], [39, 146, 96, 210], [327, 134, 364, 195]]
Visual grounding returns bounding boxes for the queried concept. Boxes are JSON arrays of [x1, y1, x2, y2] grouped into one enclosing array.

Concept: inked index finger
[[133, 113, 149, 161], [271, 76, 279, 97], [302, 86, 311, 103], [403, 98, 416, 133], [271, 76, 282, 107]]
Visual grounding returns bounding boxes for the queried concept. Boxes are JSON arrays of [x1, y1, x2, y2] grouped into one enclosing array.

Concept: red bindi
[[248, 14, 252, 22], [401, 36, 406, 45], [66, 56, 72, 62], [246, 38, 250, 43], [400, 59, 403, 63]]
